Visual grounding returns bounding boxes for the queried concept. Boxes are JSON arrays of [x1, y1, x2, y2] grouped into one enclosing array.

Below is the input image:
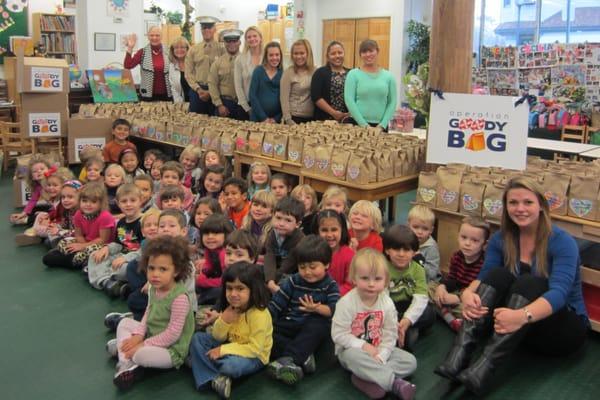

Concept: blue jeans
[[190, 332, 264, 389]]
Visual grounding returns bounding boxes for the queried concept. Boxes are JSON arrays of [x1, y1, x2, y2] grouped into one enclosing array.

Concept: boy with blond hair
[[407, 204, 440, 282]]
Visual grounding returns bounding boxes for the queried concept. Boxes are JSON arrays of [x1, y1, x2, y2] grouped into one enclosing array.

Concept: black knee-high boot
[[457, 293, 531, 395], [434, 283, 497, 381]]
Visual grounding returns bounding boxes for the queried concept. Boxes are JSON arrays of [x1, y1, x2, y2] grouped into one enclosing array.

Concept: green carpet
[[1, 171, 599, 399]]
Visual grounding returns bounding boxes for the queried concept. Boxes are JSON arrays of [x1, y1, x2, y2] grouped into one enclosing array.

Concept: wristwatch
[[523, 307, 533, 324]]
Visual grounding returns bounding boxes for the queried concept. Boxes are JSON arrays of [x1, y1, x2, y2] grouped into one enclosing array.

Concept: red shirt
[[329, 245, 355, 296], [124, 46, 167, 96], [102, 140, 136, 163], [349, 229, 383, 252], [196, 248, 226, 288], [229, 200, 251, 229]]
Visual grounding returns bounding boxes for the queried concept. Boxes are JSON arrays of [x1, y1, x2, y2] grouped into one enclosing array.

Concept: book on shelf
[[39, 14, 75, 31]]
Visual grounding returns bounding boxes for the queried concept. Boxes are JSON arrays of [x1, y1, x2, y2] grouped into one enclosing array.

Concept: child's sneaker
[[391, 376, 416, 400], [104, 311, 133, 331], [302, 353, 316, 374], [450, 318, 463, 332], [104, 279, 125, 298], [211, 375, 232, 399], [113, 361, 143, 390], [106, 338, 118, 357], [81, 266, 89, 278], [119, 283, 132, 300], [350, 374, 386, 399], [267, 357, 304, 385]]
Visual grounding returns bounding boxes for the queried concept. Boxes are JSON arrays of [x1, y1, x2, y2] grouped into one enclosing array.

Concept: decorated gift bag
[[262, 131, 275, 158], [220, 131, 234, 156], [393, 150, 408, 178], [247, 131, 264, 155], [191, 125, 204, 146], [346, 152, 372, 185], [314, 144, 334, 175], [302, 141, 318, 171], [375, 150, 394, 182], [542, 172, 570, 216], [435, 167, 462, 212], [273, 132, 288, 161], [482, 182, 505, 222], [568, 174, 600, 221], [416, 171, 438, 207], [329, 147, 351, 180], [287, 135, 303, 163], [459, 180, 486, 217], [234, 129, 248, 152]]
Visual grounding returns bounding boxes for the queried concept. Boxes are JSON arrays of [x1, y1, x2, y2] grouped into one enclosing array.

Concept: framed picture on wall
[[94, 33, 116, 51]]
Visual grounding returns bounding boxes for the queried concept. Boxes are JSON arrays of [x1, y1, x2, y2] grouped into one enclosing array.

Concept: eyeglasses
[[224, 38, 239, 43]]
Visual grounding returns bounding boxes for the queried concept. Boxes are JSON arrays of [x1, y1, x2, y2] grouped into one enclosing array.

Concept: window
[[474, 0, 600, 65]]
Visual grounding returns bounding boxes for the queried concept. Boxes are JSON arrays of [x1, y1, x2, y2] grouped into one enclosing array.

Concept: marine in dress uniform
[[185, 16, 225, 115], [208, 29, 248, 121]]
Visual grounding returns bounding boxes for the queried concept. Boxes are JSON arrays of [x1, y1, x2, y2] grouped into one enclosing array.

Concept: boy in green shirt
[[383, 224, 435, 352]]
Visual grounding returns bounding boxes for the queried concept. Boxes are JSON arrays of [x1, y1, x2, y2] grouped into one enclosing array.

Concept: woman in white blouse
[[234, 26, 263, 120], [168, 36, 191, 103]]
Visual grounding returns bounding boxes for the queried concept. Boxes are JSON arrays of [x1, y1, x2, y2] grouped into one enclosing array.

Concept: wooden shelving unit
[[32, 13, 77, 65]]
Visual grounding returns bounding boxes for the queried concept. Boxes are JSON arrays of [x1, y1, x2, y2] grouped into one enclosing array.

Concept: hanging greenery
[[405, 20, 430, 73], [181, 0, 194, 43], [403, 63, 431, 127]]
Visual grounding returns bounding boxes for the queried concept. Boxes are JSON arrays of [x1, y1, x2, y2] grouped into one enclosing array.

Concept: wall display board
[[476, 43, 600, 101]]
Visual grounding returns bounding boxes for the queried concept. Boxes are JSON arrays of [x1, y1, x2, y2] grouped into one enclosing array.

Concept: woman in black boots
[[435, 176, 588, 395]]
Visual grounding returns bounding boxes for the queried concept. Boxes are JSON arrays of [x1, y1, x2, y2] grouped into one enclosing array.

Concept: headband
[[63, 180, 83, 190]]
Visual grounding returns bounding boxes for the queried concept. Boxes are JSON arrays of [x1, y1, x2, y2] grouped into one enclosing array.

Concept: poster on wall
[[107, 0, 129, 17], [551, 65, 586, 86], [0, 1, 28, 64], [86, 69, 138, 103], [427, 93, 529, 170]]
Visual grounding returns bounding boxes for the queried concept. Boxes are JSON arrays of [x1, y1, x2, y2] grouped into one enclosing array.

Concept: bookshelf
[[32, 13, 77, 65]]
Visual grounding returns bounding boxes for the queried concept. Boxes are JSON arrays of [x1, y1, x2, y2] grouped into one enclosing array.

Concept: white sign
[[30, 67, 64, 92], [19, 179, 32, 207], [74, 137, 106, 162], [28, 113, 62, 137], [427, 93, 529, 170]]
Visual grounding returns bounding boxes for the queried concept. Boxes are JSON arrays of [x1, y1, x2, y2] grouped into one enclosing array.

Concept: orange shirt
[[229, 200, 251, 229], [103, 140, 137, 163]]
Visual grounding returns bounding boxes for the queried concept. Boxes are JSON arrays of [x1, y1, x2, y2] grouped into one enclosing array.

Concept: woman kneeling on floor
[[435, 176, 588, 395]]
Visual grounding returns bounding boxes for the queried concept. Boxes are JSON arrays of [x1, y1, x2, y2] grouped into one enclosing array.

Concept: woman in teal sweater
[[344, 39, 397, 131]]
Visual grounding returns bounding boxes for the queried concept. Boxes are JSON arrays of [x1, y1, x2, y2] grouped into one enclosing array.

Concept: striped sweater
[[269, 273, 340, 324]]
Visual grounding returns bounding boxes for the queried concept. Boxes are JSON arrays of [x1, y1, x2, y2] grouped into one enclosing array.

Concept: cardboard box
[[16, 57, 69, 94], [20, 93, 69, 138], [13, 177, 32, 208], [67, 117, 114, 163]]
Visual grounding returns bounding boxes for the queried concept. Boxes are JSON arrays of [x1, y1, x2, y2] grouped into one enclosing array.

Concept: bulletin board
[[0, 3, 28, 64]]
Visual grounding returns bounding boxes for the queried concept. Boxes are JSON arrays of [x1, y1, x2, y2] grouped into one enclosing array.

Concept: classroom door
[[322, 17, 390, 69]]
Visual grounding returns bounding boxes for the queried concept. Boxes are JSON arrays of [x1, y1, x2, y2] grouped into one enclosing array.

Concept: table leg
[[234, 153, 241, 178], [388, 196, 396, 223]]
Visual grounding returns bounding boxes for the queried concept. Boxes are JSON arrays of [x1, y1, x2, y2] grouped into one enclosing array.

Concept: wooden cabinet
[[161, 24, 195, 46], [258, 18, 294, 58], [32, 13, 77, 65], [322, 18, 390, 69]]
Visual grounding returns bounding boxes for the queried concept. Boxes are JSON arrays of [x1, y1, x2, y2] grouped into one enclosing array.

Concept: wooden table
[[432, 206, 600, 332]]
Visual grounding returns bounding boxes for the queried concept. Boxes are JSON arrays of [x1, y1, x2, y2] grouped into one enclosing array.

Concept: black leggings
[[482, 267, 588, 356], [42, 249, 77, 269]]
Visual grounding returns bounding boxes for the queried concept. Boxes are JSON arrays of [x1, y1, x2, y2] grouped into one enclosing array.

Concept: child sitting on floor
[[103, 119, 136, 163], [264, 197, 305, 293], [190, 262, 272, 398], [268, 235, 340, 385], [10, 154, 52, 226], [382, 224, 435, 352], [348, 200, 383, 252], [109, 236, 195, 390], [332, 249, 417, 400], [429, 216, 489, 332], [291, 184, 318, 235], [246, 161, 271, 199], [407, 204, 441, 282], [241, 189, 276, 253], [88, 184, 144, 296]]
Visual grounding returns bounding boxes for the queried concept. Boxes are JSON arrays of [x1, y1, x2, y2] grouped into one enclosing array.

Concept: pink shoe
[[350, 374, 386, 399], [392, 377, 416, 400]]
